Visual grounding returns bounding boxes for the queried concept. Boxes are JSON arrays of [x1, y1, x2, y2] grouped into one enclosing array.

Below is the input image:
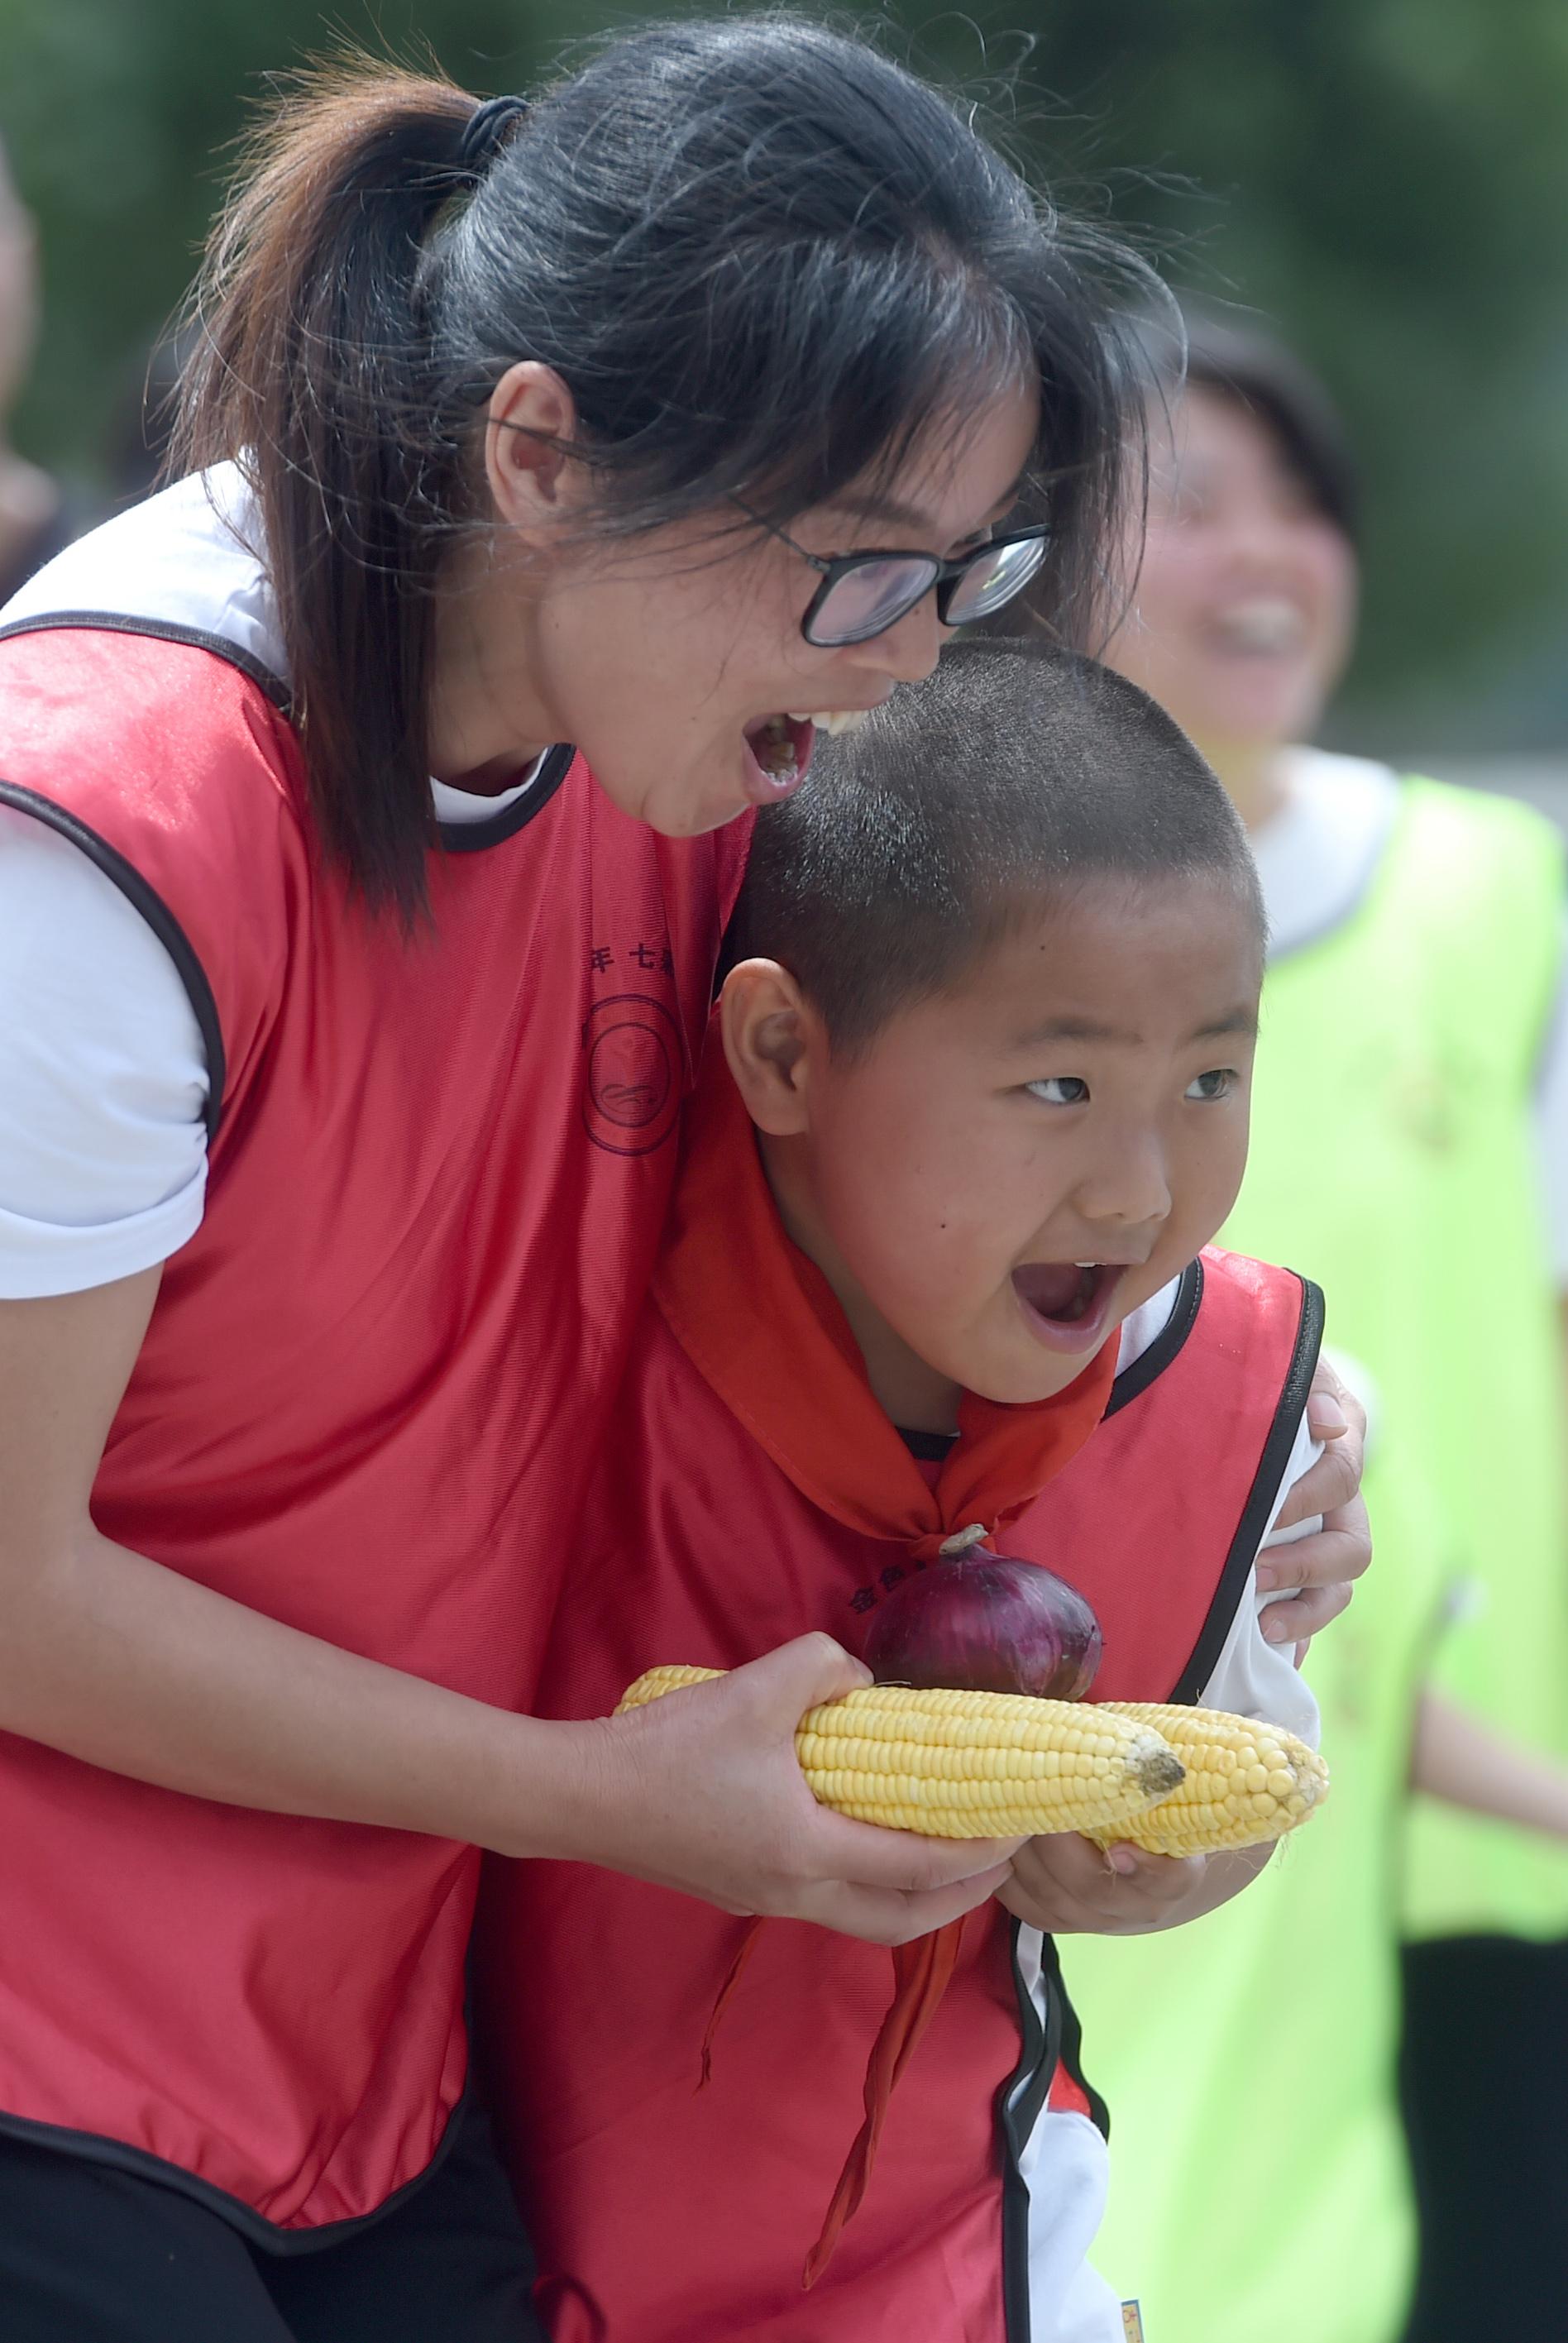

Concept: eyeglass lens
[[942, 535, 1048, 624], [806, 537, 1048, 645], [808, 557, 941, 647]]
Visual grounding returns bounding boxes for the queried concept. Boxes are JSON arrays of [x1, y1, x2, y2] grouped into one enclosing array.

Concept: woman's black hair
[[173, 17, 1155, 919], [1169, 308, 1360, 545]]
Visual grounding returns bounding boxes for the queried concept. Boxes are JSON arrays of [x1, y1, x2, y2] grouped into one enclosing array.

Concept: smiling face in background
[[1107, 385, 1358, 776], [447, 371, 1040, 838], [729, 868, 1262, 1431]]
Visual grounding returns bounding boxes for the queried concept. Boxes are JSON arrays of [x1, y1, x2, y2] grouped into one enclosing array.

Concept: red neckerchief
[[653, 1026, 1118, 2283]]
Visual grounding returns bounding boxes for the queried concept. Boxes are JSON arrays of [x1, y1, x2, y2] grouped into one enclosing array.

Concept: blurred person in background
[[0, 137, 72, 600], [1060, 313, 1568, 2343]]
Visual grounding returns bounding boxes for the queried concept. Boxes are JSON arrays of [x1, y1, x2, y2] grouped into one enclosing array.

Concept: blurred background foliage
[[1, 0, 1566, 754]]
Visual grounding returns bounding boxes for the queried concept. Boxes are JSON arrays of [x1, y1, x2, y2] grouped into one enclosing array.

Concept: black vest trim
[[996, 1922, 1111, 2341], [0, 780, 224, 1142], [1167, 1273, 1326, 1704], [1102, 1255, 1204, 1418], [435, 741, 575, 850]]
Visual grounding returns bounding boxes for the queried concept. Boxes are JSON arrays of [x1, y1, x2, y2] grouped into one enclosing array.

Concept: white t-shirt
[[0, 468, 551, 1296]]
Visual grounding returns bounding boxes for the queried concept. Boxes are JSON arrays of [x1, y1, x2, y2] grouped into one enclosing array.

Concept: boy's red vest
[[476, 1069, 1321, 2341], [0, 477, 749, 2240]]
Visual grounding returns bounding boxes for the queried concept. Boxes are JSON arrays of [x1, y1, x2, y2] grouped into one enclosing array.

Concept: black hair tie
[[457, 94, 528, 178]]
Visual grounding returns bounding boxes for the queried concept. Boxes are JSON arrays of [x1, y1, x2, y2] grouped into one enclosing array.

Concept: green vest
[[1067, 777, 1568, 2343]]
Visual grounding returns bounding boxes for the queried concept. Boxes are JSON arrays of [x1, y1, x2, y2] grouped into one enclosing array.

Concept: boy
[[476, 642, 1323, 2342]]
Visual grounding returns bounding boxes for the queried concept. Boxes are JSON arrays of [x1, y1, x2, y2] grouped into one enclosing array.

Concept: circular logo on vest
[[581, 993, 681, 1155]]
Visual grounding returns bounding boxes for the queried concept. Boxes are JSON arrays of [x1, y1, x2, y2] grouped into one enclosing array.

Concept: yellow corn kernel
[[1091, 1701, 1329, 1855], [615, 1666, 1187, 1840]]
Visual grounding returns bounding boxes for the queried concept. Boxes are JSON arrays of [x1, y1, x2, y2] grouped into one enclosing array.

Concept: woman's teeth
[[756, 715, 801, 781], [786, 709, 872, 736]]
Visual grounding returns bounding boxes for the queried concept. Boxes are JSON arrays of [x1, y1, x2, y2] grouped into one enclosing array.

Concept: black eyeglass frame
[[733, 501, 1052, 646]]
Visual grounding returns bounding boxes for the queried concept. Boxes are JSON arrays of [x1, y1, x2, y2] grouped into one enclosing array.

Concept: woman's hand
[[1255, 1355, 1370, 1645], [997, 1830, 1272, 1936], [542, 1634, 1022, 1947]]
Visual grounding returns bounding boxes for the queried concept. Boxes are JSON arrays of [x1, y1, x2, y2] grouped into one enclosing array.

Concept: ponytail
[[176, 26, 1151, 921], [176, 63, 491, 921]]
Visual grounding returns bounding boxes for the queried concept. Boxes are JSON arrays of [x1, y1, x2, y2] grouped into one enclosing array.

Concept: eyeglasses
[[736, 502, 1051, 647]]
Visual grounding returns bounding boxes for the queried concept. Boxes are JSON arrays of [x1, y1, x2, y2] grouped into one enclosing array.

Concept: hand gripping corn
[[617, 1670, 1327, 1853], [616, 1666, 1186, 1839]]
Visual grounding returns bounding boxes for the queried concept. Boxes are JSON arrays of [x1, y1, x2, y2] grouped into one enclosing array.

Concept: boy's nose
[[1071, 1137, 1173, 1232]]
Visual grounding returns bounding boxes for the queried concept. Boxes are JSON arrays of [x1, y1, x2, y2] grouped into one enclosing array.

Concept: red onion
[[863, 1525, 1103, 1701]]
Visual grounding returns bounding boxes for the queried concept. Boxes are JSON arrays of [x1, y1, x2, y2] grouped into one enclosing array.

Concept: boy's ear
[[720, 959, 819, 1136]]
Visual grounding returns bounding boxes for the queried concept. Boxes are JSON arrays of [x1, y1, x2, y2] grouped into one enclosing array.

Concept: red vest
[[0, 600, 748, 2236], [476, 1248, 1318, 2340]]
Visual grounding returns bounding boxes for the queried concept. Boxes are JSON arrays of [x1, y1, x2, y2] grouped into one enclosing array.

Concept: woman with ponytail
[[0, 22, 1363, 2339]]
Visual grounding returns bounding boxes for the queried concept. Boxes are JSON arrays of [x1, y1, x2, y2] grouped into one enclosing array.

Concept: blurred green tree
[[2, 0, 1565, 739]]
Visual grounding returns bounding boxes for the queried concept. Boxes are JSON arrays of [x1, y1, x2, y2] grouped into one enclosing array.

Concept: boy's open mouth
[[1011, 1260, 1125, 1353]]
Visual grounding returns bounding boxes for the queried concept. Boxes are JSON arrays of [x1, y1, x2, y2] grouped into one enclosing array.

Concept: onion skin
[[863, 1550, 1103, 1702]]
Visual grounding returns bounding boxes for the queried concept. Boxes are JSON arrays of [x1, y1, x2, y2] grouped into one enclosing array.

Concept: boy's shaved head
[[735, 639, 1263, 1052]]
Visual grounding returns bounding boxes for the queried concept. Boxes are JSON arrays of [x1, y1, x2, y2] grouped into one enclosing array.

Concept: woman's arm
[[1410, 1688, 1568, 1843], [0, 1274, 1017, 1944]]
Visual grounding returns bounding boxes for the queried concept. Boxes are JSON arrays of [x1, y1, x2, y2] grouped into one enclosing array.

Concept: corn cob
[[1091, 1702, 1329, 1855], [616, 1666, 1186, 1839]]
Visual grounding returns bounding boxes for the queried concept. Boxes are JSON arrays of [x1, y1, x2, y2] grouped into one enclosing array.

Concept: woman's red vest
[[0, 496, 749, 2239], [476, 1244, 1320, 2341]]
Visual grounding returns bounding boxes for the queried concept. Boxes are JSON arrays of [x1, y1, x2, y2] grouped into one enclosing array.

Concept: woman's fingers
[[802, 1858, 1019, 1947], [1257, 1489, 1371, 1633], [584, 1636, 1025, 1940], [726, 1627, 872, 1713], [798, 1803, 1025, 1891], [1273, 1356, 1367, 1531]]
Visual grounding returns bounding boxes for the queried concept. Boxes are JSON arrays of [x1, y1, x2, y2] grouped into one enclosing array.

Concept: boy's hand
[[997, 1830, 1273, 1935], [1256, 1356, 1370, 1646]]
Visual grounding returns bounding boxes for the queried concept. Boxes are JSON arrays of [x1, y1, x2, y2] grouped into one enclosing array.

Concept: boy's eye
[[1185, 1068, 1236, 1102], [1025, 1076, 1089, 1107]]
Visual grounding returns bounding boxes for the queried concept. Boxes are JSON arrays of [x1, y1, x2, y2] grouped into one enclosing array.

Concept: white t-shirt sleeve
[[0, 809, 210, 1297], [1532, 917, 1568, 1291], [1194, 1405, 1323, 1748]]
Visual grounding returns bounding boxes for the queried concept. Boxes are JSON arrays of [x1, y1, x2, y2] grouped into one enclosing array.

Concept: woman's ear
[[719, 959, 819, 1136], [484, 361, 586, 534]]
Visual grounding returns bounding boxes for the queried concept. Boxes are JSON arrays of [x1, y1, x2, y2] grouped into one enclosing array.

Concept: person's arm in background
[[1411, 1690, 1568, 1842]]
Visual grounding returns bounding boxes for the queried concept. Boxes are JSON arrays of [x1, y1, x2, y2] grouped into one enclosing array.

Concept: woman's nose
[[852, 591, 945, 686]]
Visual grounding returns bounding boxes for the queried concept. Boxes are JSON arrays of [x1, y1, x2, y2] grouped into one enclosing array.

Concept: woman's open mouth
[[741, 715, 815, 804], [1011, 1260, 1125, 1354]]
